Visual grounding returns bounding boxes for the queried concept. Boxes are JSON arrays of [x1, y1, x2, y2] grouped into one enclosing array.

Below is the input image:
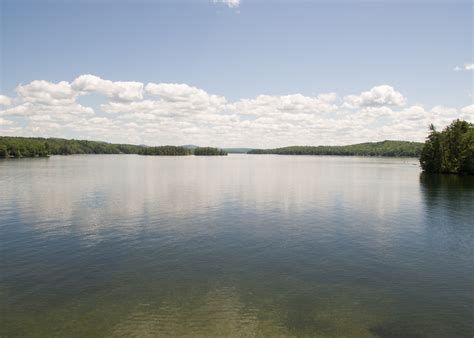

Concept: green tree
[[420, 119, 474, 175], [420, 124, 442, 173], [0, 144, 8, 158], [194, 147, 228, 156]]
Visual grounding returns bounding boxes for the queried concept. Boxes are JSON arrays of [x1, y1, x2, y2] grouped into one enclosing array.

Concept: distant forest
[[140, 146, 227, 156], [420, 120, 473, 175], [248, 140, 423, 157], [0, 137, 228, 158], [0, 137, 144, 158], [194, 147, 227, 156], [138, 146, 191, 156]]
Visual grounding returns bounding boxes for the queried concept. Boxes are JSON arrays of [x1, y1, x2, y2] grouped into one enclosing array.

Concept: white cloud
[[0, 95, 12, 106], [72, 74, 144, 101], [17, 80, 77, 105], [146, 83, 211, 101], [144, 83, 227, 113], [212, 0, 240, 8], [343, 85, 406, 108], [454, 63, 474, 71], [461, 104, 474, 114], [230, 93, 337, 116], [395, 105, 427, 121], [0, 74, 471, 147], [460, 104, 474, 120], [0, 102, 94, 117], [0, 117, 14, 126]]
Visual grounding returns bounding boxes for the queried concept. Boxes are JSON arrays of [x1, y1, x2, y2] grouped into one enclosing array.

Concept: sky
[[0, 0, 472, 147]]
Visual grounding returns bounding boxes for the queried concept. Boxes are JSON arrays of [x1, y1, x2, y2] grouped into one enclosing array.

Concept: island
[[139, 146, 191, 156], [194, 147, 227, 156]]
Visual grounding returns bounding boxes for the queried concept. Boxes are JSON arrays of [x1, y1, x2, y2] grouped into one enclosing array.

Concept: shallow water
[[0, 154, 473, 337]]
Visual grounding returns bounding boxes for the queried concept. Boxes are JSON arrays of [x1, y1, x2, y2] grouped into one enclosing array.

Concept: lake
[[1, 154, 473, 337]]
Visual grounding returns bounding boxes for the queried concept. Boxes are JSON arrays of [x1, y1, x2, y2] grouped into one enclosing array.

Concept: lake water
[[1, 154, 473, 337]]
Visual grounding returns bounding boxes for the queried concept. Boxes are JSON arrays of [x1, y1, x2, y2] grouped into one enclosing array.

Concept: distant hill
[[248, 140, 424, 157]]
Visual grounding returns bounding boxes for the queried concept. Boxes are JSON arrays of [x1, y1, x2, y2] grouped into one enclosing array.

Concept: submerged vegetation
[[248, 140, 423, 157], [194, 147, 227, 156], [420, 120, 473, 175]]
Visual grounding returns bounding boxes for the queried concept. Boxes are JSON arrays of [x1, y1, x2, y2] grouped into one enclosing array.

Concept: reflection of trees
[[419, 173, 474, 227], [420, 173, 474, 203]]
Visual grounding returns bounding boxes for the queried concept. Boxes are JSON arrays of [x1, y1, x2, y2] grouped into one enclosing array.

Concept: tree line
[[0, 137, 144, 158], [138, 146, 191, 156], [0, 137, 228, 158], [139, 146, 227, 156], [248, 140, 423, 157], [194, 147, 227, 156], [420, 119, 473, 175]]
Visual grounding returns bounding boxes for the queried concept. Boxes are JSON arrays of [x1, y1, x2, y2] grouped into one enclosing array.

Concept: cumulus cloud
[[0, 95, 12, 106], [146, 83, 213, 101], [17, 80, 77, 105], [230, 93, 337, 116], [0, 74, 471, 147], [0, 117, 14, 126], [144, 83, 227, 113], [212, 0, 240, 8], [460, 104, 474, 120], [72, 74, 144, 101], [343, 85, 406, 108], [461, 104, 474, 114], [0, 101, 94, 117]]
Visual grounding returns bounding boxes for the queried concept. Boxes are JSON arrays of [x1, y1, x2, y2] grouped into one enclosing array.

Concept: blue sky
[[0, 0, 472, 147]]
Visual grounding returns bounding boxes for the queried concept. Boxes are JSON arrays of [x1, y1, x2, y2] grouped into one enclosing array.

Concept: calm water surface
[[1, 155, 473, 337]]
